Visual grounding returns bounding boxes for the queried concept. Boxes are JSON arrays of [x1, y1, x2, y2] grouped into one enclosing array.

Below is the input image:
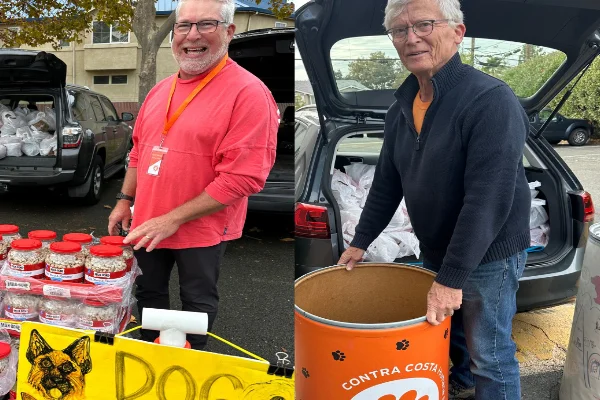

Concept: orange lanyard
[[160, 54, 229, 147]]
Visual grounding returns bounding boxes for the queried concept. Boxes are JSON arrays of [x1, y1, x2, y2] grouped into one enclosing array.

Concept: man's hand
[[107, 201, 132, 236], [123, 214, 181, 252], [426, 281, 462, 325], [338, 247, 366, 271]]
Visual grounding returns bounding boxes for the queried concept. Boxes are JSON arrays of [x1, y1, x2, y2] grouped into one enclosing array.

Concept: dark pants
[[133, 242, 227, 350]]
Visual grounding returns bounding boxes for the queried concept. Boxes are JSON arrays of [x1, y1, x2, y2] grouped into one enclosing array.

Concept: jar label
[[8, 261, 44, 278], [0, 253, 5, 261], [45, 264, 84, 282], [5, 305, 37, 321], [39, 310, 72, 326], [84, 269, 128, 285], [77, 317, 114, 332], [0, 321, 21, 333], [125, 257, 133, 271]]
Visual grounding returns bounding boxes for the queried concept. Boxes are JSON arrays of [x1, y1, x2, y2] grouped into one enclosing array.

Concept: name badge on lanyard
[[146, 54, 229, 177]]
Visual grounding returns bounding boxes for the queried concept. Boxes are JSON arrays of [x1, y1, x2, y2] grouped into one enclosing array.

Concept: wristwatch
[[116, 192, 134, 202]]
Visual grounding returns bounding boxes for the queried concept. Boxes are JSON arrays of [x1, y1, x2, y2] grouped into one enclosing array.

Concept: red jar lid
[[83, 298, 107, 307], [29, 230, 57, 240], [63, 233, 93, 244], [0, 225, 18, 235], [11, 239, 42, 251], [89, 245, 122, 257], [100, 236, 126, 246], [0, 342, 10, 359], [50, 241, 82, 254]]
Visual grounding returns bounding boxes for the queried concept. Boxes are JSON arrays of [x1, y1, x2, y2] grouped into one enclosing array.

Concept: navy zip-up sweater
[[350, 52, 531, 289]]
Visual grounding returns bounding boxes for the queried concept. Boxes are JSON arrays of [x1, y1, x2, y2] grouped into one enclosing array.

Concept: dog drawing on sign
[[25, 329, 92, 400]]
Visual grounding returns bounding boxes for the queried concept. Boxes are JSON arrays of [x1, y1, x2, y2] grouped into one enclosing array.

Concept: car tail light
[[62, 127, 83, 149], [295, 203, 331, 239], [581, 191, 595, 222]]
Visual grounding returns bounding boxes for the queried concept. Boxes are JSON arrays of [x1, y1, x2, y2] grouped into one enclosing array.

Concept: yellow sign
[[15, 322, 294, 400]]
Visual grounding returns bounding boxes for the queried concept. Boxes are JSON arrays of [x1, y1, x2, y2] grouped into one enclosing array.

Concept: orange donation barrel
[[295, 263, 451, 400]]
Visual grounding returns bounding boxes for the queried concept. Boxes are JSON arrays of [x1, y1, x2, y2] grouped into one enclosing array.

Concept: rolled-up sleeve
[[204, 82, 278, 205]]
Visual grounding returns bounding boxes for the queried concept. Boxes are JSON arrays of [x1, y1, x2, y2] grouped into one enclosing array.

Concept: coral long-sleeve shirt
[[128, 58, 278, 249]]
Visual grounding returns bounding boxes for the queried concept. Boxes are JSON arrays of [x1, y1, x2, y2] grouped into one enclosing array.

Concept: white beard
[[175, 41, 228, 76]]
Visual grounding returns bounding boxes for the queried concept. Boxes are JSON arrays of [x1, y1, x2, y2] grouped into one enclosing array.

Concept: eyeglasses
[[173, 20, 228, 35], [386, 19, 451, 42]]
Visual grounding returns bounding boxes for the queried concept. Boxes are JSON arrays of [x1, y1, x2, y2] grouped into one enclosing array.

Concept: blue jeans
[[423, 250, 527, 400]]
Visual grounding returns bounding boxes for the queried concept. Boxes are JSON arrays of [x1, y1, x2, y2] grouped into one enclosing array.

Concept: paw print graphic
[[377, 391, 429, 400], [332, 350, 346, 361], [302, 368, 310, 378], [444, 328, 449, 339], [396, 339, 410, 351]]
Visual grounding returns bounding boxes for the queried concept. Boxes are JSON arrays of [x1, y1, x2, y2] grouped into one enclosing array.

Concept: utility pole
[[470, 37, 476, 66]]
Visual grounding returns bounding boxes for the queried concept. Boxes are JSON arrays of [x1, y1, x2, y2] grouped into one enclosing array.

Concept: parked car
[[228, 28, 295, 213], [294, 0, 597, 312], [0, 50, 133, 205], [530, 109, 593, 146]]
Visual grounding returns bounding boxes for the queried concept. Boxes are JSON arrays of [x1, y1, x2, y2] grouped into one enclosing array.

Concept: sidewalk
[[516, 303, 574, 399]]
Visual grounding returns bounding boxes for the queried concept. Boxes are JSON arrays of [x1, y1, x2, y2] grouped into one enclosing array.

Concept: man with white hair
[[339, 0, 530, 399], [108, 0, 279, 350]]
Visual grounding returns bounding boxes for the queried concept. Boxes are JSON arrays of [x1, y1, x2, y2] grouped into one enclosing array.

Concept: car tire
[[568, 128, 590, 146], [82, 156, 104, 205], [547, 139, 561, 145]]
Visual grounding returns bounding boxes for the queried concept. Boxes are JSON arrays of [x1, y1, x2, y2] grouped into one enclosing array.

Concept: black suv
[[294, 0, 597, 312], [228, 28, 295, 213], [530, 109, 593, 146], [0, 50, 133, 205]]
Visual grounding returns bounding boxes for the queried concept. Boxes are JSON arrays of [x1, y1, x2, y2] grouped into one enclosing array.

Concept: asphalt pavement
[[0, 177, 295, 367]]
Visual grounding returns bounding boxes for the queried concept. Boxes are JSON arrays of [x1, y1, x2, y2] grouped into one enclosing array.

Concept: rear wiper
[[532, 48, 600, 139]]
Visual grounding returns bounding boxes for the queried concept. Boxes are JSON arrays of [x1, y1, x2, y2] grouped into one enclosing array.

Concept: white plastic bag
[[4, 143, 22, 157], [29, 111, 56, 132], [364, 234, 401, 262], [0, 137, 20, 146], [15, 126, 33, 139], [39, 135, 57, 156], [384, 198, 412, 233], [530, 198, 549, 229], [344, 163, 376, 193], [1, 111, 27, 132], [531, 223, 550, 247], [387, 230, 421, 259], [0, 145, 6, 160], [30, 128, 53, 143], [332, 169, 365, 211], [21, 138, 40, 156]]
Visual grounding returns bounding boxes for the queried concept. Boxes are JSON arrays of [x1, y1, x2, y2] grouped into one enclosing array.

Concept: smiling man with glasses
[[108, 0, 279, 351], [339, 0, 531, 399]]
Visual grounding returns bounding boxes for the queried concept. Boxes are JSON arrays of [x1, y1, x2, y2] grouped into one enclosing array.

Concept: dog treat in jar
[[39, 297, 77, 327], [84, 245, 127, 285], [0, 225, 20, 250], [63, 233, 93, 256], [0, 342, 10, 375], [7, 239, 45, 279], [3, 292, 40, 322], [0, 235, 7, 262], [28, 230, 57, 255], [76, 299, 118, 333], [100, 236, 134, 272], [45, 242, 85, 283]]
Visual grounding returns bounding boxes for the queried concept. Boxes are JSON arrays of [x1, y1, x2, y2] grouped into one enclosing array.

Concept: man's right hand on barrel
[[426, 282, 462, 326], [338, 247, 366, 271]]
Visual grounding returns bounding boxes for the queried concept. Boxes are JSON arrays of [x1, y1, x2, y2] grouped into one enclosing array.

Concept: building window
[[275, 22, 287, 28], [93, 76, 109, 85], [59, 39, 70, 47], [111, 75, 127, 84], [92, 21, 129, 44]]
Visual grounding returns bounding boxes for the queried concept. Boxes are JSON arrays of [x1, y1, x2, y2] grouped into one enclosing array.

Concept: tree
[[346, 51, 407, 90], [479, 55, 507, 77], [0, 0, 293, 105], [334, 69, 344, 79], [502, 51, 566, 98], [295, 92, 306, 109]]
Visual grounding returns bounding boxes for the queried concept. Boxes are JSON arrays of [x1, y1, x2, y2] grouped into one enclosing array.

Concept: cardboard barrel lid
[[589, 222, 600, 245], [295, 263, 435, 330]]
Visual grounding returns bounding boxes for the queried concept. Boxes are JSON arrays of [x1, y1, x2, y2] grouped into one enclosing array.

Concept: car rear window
[[327, 36, 566, 99]]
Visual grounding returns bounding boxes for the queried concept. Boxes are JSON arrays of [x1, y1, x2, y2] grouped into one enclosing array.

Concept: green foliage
[[295, 92, 306, 109], [346, 51, 408, 90], [501, 51, 566, 98]]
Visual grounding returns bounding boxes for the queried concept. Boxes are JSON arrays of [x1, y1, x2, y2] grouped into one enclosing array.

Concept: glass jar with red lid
[[0, 342, 11, 375], [28, 230, 57, 254], [76, 299, 119, 333], [3, 292, 40, 323], [45, 242, 85, 283], [84, 245, 128, 285], [6, 239, 45, 279], [63, 233, 93, 256], [0, 235, 7, 262], [39, 296, 77, 327], [100, 236, 133, 272], [0, 225, 20, 250]]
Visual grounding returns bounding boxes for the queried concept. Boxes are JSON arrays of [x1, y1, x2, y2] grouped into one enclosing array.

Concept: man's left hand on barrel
[[426, 282, 462, 326]]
